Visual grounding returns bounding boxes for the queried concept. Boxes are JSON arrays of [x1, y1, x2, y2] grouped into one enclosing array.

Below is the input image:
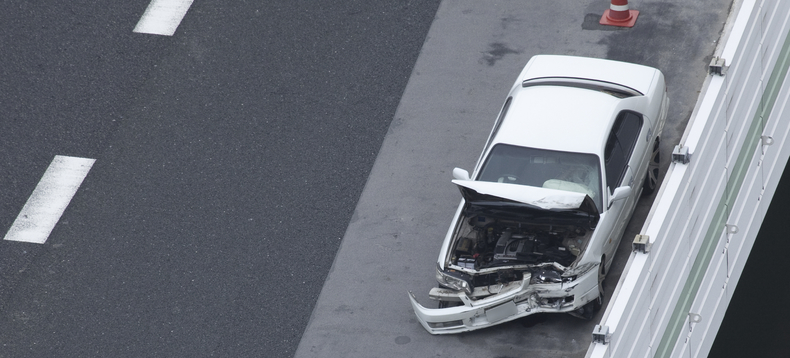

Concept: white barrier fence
[[587, 1, 790, 357]]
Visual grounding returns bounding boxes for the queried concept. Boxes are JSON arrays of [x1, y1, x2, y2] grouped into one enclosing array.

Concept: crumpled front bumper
[[408, 269, 598, 334]]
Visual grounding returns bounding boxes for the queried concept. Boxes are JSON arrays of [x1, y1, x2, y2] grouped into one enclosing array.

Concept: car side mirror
[[453, 167, 471, 181], [608, 186, 632, 208]]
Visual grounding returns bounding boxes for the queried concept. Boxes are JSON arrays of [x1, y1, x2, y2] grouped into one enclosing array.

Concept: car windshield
[[478, 144, 603, 211]]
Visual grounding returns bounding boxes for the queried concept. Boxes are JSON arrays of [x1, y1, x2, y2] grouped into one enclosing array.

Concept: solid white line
[[4, 156, 96, 244], [133, 0, 195, 36]]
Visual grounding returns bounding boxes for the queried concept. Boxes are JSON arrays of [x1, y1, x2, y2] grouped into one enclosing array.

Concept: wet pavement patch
[[519, 313, 548, 328], [582, 13, 628, 31], [481, 42, 520, 66], [395, 336, 411, 345]]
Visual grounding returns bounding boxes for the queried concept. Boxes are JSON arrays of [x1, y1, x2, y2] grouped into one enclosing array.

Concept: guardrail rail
[[587, 1, 790, 357]]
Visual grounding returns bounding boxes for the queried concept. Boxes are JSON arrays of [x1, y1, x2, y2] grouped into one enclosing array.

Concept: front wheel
[[580, 259, 606, 320], [595, 258, 605, 312], [643, 138, 660, 196]]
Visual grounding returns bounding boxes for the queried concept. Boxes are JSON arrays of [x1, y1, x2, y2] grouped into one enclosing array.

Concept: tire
[[595, 258, 605, 312], [580, 258, 606, 320], [643, 138, 660, 196]]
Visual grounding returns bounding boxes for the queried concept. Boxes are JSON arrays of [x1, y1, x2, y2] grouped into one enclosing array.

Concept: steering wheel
[[497, 174, 518, 184]]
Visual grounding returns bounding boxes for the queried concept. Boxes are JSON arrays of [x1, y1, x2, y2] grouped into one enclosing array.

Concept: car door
[[602, 111, 645, 262], [621, 111, 651, 212]]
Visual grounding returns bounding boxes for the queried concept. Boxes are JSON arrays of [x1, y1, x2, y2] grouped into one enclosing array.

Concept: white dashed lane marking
[[133, 0, 194, 36], [3, 156, 96, 244]]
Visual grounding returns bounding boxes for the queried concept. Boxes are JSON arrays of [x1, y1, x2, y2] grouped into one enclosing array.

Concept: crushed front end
[[410, 183, 602, 334], [409, 262, 599, 334]]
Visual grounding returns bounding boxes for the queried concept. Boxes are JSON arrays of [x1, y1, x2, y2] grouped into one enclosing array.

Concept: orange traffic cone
[[600, 0, 639, 27]]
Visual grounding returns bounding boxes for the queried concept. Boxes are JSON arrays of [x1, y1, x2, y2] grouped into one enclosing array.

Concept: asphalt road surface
[[0, 1, 440, 357], [296, 1, 734, 357], [2, 1, 740, 357]]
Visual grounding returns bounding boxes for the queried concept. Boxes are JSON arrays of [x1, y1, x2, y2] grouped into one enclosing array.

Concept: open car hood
[[452, 180, 599, 218]]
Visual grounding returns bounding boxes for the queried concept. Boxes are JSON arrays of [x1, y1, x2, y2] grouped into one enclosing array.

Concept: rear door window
[[604, 111, 643, 189]]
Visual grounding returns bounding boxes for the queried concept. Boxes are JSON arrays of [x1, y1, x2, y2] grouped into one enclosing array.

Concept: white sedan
[[409, 55, 668, 334]]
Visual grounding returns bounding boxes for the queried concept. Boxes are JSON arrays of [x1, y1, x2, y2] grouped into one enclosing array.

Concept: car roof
[[492, 85, 620, 155]]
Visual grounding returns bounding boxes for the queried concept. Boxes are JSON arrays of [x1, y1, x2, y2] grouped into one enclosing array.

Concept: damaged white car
[[409, 55, 668, 334]]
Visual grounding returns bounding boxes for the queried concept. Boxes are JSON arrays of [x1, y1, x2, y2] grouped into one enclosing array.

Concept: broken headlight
[[530, 268, 563, 284], [436, 265, 474, 295]]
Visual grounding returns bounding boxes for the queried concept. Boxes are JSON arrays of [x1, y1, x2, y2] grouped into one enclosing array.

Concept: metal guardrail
[[587, 1, 790, 357]]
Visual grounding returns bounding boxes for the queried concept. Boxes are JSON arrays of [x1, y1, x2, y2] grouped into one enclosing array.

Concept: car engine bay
[[448, 211, 593, 287]]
